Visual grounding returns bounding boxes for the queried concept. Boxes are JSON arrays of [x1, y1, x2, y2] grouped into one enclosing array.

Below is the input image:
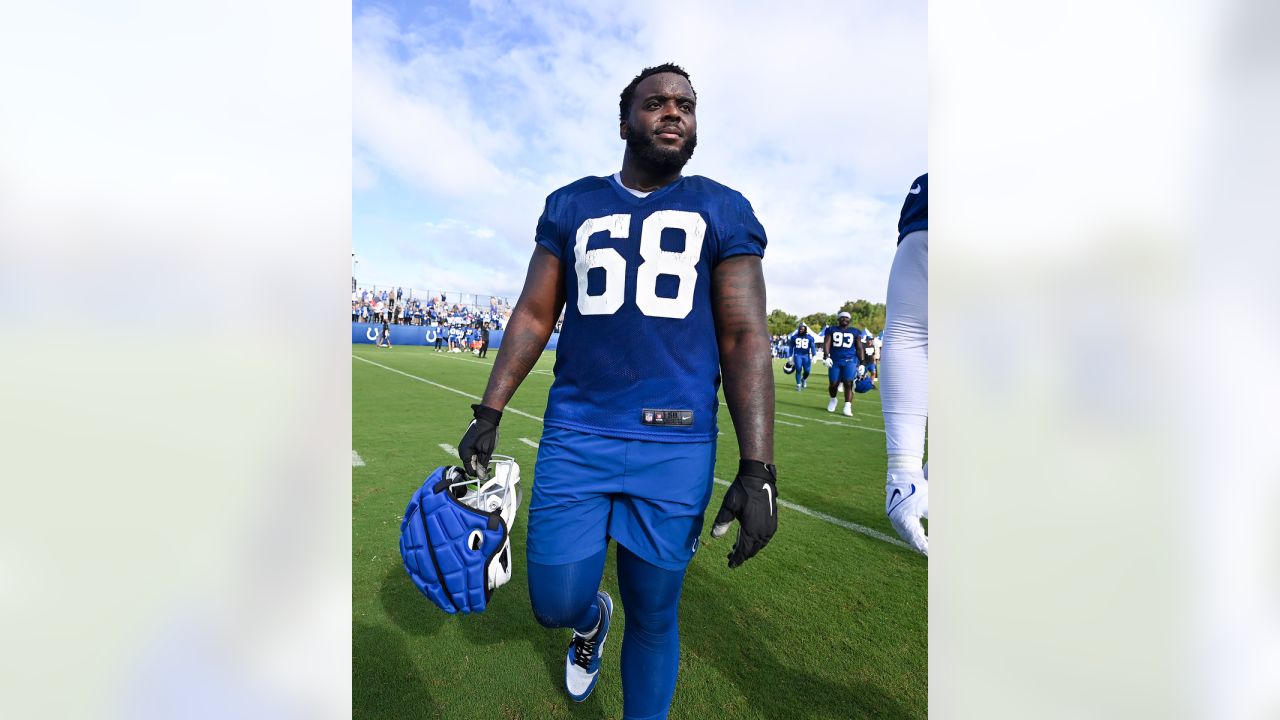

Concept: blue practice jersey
[[898, 173, 928, 244], [824, 325, 861, 362], [790, 333, 815, 358], [535, 174, 767, 442]]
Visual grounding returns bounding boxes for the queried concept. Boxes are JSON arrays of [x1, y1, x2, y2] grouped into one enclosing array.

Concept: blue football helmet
[[854, 375, 876, 393], [783, 359, 796, 375], [399, 456, 522, 614]]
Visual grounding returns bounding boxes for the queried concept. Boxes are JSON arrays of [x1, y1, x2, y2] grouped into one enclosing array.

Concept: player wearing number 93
[[455, 63, 776, 720]]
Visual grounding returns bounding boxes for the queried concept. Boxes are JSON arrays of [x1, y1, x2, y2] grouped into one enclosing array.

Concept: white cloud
[[353, 0, 926, 312]]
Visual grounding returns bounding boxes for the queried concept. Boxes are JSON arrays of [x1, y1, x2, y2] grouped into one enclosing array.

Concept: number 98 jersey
[[534, 174, 767, 442]]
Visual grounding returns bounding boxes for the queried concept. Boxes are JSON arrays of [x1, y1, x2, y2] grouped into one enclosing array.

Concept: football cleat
[[566, 591, 613, 702], [827, 397, 838, 413], [399, 457, 522, 614], [842, 402, 853, 417], [886, 470, 928, 556]]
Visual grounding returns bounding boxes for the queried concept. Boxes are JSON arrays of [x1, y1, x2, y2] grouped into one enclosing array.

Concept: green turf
[[353, 344, 926, 719]]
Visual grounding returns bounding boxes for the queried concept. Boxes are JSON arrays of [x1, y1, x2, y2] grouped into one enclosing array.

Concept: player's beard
[[626, 124, 697, 175]]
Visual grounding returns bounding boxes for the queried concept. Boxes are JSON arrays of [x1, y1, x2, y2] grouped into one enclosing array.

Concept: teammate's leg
[[617, 544, 686, 720], [882, 229, 929, 554], [827, 362, 840, 412]]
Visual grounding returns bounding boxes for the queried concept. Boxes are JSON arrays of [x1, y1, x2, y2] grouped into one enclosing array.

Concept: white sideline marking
[[775, 410, 885, 434], [353, 355, 545, 423], [713, 478, 910, 550], [356, 353, 908, 551], [430, 351, 553, 376], [352, 450, 365, 467], [518, 437, 540, 449], [776, 419, 802, 427]]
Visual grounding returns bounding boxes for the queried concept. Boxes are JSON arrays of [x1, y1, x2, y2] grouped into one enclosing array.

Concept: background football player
[[457, 63, 777, 720], [789, 323, 815, 390], [822, 311, 861, 416], [881, 172, 928, 555]]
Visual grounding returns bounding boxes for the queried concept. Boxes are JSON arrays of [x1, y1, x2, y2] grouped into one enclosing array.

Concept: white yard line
[[776, 419, 803, 427], [774, 410, 885, 434], [518, 437, 540, 449], [352, 450, 365, 467], [712, 478, 910, 550], [356, 354, 906, 550]]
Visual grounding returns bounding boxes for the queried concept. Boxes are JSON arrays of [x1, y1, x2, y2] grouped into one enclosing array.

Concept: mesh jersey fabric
[[534, 175, 766, 442]]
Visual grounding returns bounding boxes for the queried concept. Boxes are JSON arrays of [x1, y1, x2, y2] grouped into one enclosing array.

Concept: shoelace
[[571, 630, 598, 669]]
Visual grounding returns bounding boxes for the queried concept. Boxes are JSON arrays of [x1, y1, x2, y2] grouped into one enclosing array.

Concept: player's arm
[[713, 255, 772, 464], [458, 246, 565, 477], [481, 245, 565, 408], [709, 255, 777, 568]]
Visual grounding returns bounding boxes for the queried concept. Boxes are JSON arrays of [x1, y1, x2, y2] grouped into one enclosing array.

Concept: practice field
[[353, 344, 927, 719]]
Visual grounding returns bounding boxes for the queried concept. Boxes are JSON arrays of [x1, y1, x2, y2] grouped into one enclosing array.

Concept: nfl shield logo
[[644, 412, 654, 423]]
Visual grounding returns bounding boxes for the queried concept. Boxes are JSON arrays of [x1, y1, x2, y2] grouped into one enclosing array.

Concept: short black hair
[[619, 63, 695, 121]]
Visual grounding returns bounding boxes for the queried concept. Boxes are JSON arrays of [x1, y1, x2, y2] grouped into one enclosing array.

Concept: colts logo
[[365, 326, 379, 341], [425, 329, 438, 343]]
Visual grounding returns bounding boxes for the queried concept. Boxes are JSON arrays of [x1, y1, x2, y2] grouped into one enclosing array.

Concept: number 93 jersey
[[534, 175, 767, 442]]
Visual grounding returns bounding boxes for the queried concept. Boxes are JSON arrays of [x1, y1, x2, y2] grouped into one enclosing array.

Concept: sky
[[352, 0, 926, 316]]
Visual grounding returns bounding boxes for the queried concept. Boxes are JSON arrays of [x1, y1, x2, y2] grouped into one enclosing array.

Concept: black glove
[[710, 459, 778, 568], [458, 404, 502, 479]]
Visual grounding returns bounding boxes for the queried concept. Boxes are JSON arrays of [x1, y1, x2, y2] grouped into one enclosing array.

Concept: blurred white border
[[0, 1, 351, 717], [934, 1, 1279, 719]]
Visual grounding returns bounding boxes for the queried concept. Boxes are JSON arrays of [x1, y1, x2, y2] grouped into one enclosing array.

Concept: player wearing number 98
[[456, 64, 775, 720]]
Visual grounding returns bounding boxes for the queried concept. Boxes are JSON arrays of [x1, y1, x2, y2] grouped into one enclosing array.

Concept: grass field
[[353, 343, 927, 719]]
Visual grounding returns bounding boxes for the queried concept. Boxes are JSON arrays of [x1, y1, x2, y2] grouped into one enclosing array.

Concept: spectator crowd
[[351, 286, 512, 331]]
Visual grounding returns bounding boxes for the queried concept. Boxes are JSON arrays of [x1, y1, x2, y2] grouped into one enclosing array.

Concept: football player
[[822, 311, 861, 416], [457, 64, 776, 720], [789, 323, 815, 390], [881, 172, 928, 556]]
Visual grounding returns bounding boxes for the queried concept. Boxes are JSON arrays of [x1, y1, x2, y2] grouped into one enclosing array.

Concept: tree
[[767, 308, 798, 337], [802, 312, 833, 332]]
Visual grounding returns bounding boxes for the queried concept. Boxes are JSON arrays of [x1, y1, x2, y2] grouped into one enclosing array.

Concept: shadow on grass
[[377, 564, 576, 710], [353, 622, 440, 719], [679, 561, 915, 720]]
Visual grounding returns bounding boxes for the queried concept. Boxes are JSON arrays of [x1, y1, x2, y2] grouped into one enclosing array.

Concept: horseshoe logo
[[366, 327, 378, 341], [425, 329, 438, 342]]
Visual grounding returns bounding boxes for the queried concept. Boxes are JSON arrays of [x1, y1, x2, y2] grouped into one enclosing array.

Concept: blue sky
[[353, 0, 926, 314]]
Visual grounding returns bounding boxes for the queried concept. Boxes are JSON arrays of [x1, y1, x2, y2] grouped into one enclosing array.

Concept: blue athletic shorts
[[528, 426, 717, 571], [828, 358, 858, 383], [793, 355, 811, 374], [863, 361, 877, 374]]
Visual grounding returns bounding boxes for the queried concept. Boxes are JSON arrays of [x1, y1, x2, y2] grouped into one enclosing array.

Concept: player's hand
[[886, 471, 928, 556], [458, 404, 502, 480], [823, 357, 834, 368], [857, 364, 866, 379], [710, 460, 778, 568]]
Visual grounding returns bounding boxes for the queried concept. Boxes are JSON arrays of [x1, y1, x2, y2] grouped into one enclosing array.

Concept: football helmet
[[854, 375, 875, 393], [783, 359, 796, 375], [399, 456, 522, 614]]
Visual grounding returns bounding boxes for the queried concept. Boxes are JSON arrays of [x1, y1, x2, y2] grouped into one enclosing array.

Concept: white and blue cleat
[[565, 590, 613, 702]]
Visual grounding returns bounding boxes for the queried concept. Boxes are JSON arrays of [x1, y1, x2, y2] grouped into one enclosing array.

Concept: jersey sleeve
[[534, 192, 567, 259], [715, 192, 767, 263]]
